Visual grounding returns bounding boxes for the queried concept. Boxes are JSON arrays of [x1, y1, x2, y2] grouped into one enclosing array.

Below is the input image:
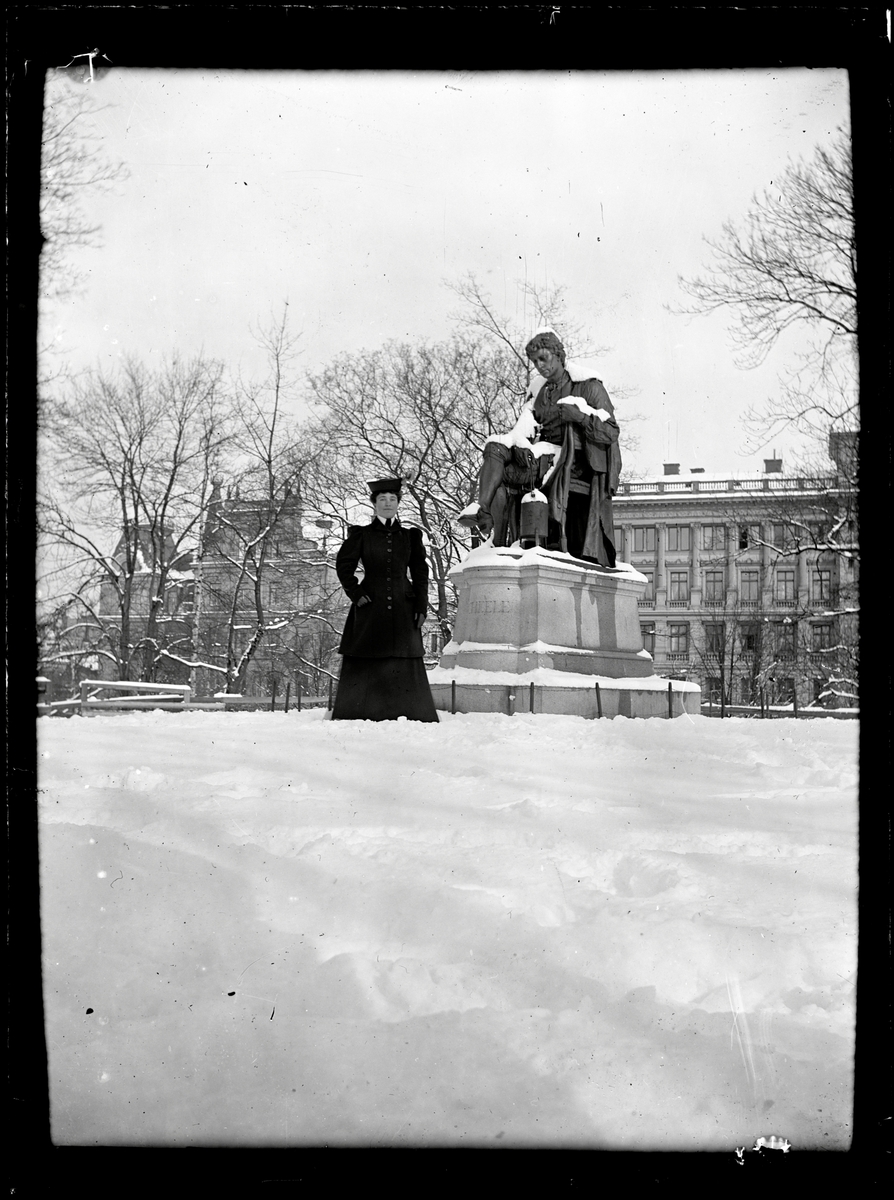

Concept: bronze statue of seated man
[[459, 329, 621, 568]]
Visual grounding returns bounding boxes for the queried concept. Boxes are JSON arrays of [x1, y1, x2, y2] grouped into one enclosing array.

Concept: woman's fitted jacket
[[335, 519, 428, 657]]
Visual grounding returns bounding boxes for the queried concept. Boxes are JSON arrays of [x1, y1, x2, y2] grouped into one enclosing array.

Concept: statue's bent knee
[[483, 442, 511, 465], [455, 442, 512, 538]]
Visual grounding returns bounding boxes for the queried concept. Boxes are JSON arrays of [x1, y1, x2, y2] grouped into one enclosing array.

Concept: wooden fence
[[37, 678, 334, 716], [701, 701, 857, 720]]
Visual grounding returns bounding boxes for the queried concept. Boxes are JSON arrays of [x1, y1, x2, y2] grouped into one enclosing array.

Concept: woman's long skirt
[[331, 656, 440, 722]]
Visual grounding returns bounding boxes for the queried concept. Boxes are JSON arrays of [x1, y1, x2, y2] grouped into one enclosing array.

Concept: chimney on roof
[[663, 463, 680, 476], [690, 467, 705, 474], [763, 457, 783, 474], [828, 429, 858, 475]]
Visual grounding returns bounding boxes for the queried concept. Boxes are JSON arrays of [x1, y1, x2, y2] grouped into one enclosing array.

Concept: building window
[[740, 623, 760, 653], [640, 571, 654, 601], [775, 621, 796, 658], [669, 571, 689, 602], [633, 526, 656, 553], [703, 525, 726, 551], [812, 569, 833, 605], [704, 569, 725, 604], [706, 676, 723, 703], [668, 623, 689, 654], [740, 679, 754, 705], [704, 622, 725, 655], [740, 570, 760, 603], [666, 525, 690, 552], [812, 622, 833, 651], [777, 677, 795, 703], [771, 522, 795, 549], [775, 568, 796, 603], [738, 524, 760, 549], [640, 622, 656, 653], [812, 678, 825, 705]]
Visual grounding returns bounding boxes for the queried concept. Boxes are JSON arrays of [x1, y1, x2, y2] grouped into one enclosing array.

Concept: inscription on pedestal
[[468, 598, 512, 615]]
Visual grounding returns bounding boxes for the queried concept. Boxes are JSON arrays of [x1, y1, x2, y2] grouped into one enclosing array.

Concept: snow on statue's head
[[524, 329, 565, 366]]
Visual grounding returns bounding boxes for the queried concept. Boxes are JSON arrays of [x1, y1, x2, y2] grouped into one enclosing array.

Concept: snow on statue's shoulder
[[525, 356, 605, 402], [565, 356, 605, 382]]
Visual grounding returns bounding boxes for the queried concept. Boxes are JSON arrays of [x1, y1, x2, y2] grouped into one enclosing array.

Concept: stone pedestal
[[428, 545, 701, 718]]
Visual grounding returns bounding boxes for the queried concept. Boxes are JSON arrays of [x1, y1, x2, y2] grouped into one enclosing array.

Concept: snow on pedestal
[[430, 544, 700, 717]]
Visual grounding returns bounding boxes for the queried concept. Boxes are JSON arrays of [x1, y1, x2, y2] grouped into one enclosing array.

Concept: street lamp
[[314, 518, 334, 585], [314, 517, 333, 553]]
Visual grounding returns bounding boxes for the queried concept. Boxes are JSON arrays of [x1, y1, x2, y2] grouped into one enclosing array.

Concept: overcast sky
[[41, 67, 850, 477]]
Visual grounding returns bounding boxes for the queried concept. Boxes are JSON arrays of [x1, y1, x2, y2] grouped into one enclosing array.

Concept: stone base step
[[428, 676, 701, 719]]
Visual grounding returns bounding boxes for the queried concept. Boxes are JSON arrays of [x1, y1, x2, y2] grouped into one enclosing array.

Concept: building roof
[[615, 469, 844, 499]]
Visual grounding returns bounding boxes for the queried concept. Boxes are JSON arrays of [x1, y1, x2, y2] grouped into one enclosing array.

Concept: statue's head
[[524, 330, 566, 366]]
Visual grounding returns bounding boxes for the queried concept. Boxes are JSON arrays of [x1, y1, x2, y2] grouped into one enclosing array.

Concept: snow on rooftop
[[619, 465, 838, 487]]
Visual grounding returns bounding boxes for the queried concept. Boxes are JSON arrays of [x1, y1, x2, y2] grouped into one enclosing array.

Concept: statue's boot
[[458, 443, 511, 538]]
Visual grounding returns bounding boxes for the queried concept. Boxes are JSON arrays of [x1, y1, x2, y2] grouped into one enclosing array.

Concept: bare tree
[[40, 71, 129, 306], [673, 131, 858, 707], [686, 599, 779, 716], [446, 272, 614, 372], [675, 131, 856, 450], [38, 354, 234, 682], [677, 132, 855, 366], [191, 308, 343, 694], [683, 493, 858, 711], [302, 332, 522, 651], [446, 271, 642, 449], [736, 474, 856, 707], [38, 71, 130, 409]]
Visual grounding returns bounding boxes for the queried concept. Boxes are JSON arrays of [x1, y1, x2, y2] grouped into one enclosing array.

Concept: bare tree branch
[[675, 132, 855, 370]]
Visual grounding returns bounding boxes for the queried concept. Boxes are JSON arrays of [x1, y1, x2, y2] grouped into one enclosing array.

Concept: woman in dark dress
[[331, 478, 439, 722]]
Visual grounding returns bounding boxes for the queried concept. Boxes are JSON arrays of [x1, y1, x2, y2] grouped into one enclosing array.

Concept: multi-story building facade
[[194, 490, 346, 697], [612, 438, 858, 710], [89, 490, 348, 697]]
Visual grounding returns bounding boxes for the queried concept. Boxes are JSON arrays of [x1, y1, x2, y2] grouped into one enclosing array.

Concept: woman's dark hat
[[368, 477, 403, 498]]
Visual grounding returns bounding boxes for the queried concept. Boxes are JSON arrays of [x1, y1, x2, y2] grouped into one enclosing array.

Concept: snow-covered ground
[[37, 709, 857, 1149]]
